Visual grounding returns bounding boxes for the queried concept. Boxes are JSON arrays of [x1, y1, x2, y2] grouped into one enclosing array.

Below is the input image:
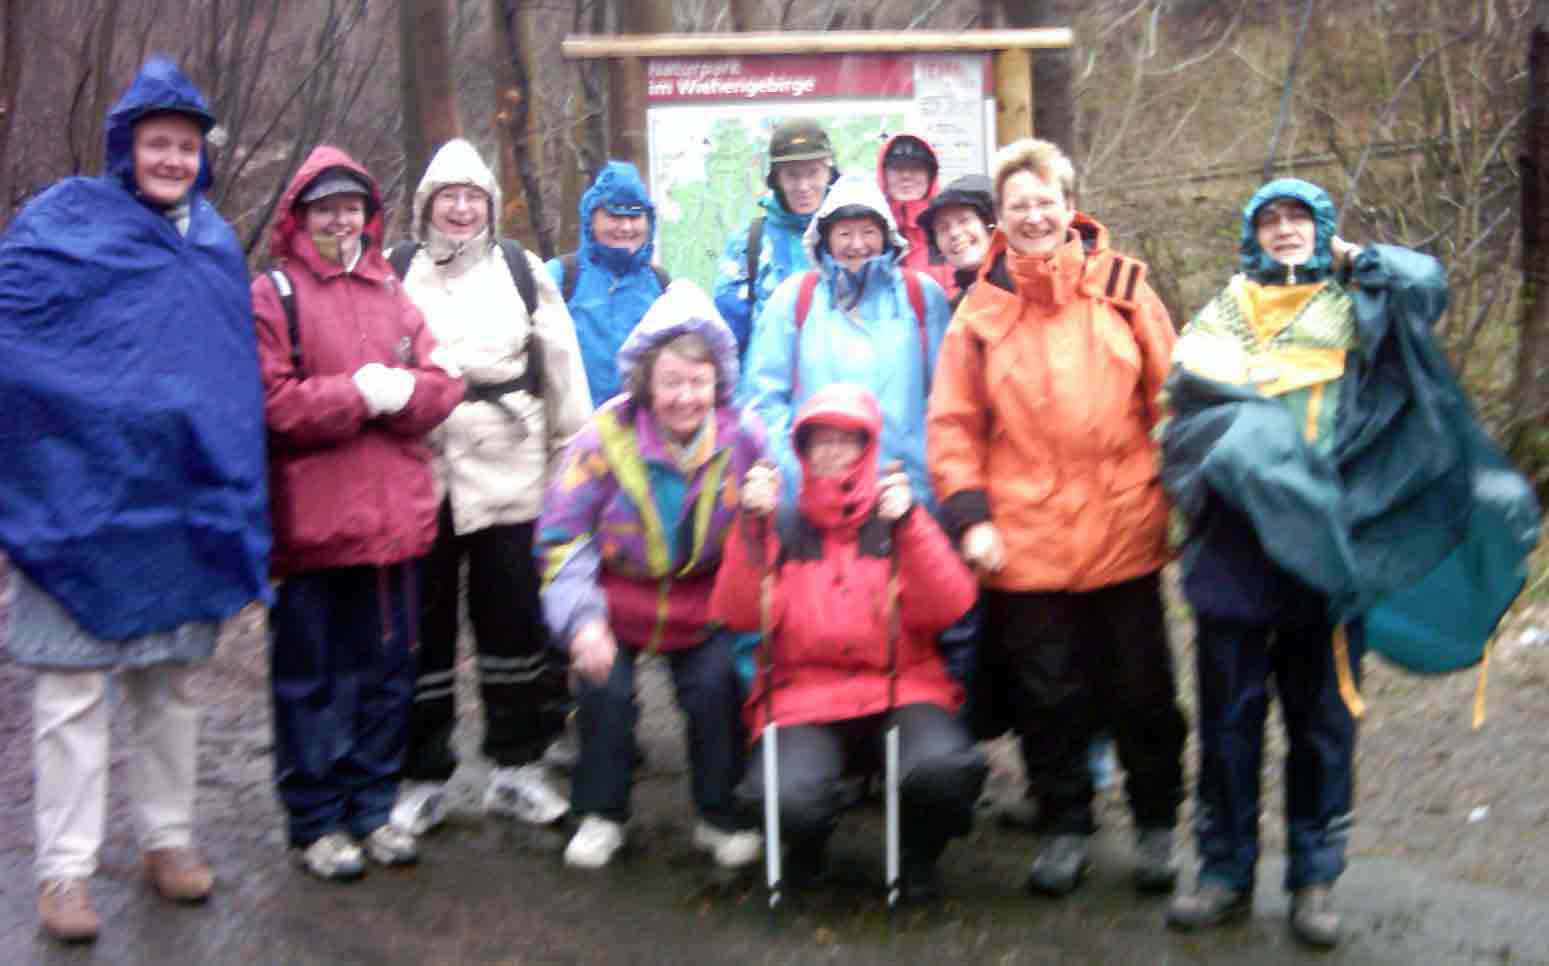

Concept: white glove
[[740, 462, 781, 517], [352, 363, 415, 417], [961, 521, 1006, 574], [876, 471, 913, 523]]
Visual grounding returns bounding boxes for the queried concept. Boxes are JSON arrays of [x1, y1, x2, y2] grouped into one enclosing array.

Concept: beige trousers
[[33, 665, 200, 882]]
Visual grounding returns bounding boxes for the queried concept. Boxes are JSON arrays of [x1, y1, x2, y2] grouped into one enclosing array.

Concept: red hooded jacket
[[876, 133, 955, 295], [252, 146, 464, 575], [710, 384, 975, 735]]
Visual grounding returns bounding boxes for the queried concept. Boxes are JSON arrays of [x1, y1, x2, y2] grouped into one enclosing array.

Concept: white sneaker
[[361, 824, 419, 866], [564, 815, 625, 869], [294, 832, 365, 881], [390, 781, 447, 836], [484, 763, 569, 825], [691, 820, 762, 869]]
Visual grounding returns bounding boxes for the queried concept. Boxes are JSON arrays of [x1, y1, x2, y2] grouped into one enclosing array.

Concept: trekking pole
[[746, 460, 782, 928], [880, 462, 904, 927]]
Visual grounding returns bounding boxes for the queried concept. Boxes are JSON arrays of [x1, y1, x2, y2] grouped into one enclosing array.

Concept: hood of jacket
[[1240, 177, 1337, 284], [267, 145, 387, 267], [104, 57, 217, 203], [579, 160, 658, 275], [793, 383, 882, 535], [968, 211, 1115, 336], [801, 172, 909, 267], [411, 137, 502, 252], [876, 133, 940, 229], [615, 280, 740, 406]]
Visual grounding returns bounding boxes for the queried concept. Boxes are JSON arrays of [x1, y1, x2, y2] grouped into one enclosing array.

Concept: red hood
[[794, 384, 884, 534], [267, 145, 388, 268], [877, 132, 940, 221]]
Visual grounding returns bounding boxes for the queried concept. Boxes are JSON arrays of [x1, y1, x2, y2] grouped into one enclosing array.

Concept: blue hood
[[104, 57, 217, 202], [1239, 178, 1337, 284], [579, 160, 657, 276]]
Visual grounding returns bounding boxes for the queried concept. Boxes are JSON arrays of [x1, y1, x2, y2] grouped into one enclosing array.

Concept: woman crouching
[[712, 384, 986, 904]]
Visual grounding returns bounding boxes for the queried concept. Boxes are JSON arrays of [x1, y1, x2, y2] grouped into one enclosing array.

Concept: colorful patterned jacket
[[538, 396, 767, 653]]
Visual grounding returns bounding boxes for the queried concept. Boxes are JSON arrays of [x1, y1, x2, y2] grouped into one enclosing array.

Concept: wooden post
[[995, 48, 1034, 146], [607, 56, 649, 186]]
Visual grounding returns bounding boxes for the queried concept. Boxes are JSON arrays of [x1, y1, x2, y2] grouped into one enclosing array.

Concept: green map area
[[652, 110, 907, 293]]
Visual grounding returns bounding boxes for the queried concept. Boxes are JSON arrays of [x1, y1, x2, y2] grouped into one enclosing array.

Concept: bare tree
[[1518, 1, 1549, 495], [0, 0, 25, 210]]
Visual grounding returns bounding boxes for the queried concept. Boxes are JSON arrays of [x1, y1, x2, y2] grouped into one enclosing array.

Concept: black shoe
[[1289, 884, 1341, 947], [1024, 834, 1090, 896], [1166, 882, 1252, 931], [897, 852, 944, 906], [1133, 827, 1178, 894]]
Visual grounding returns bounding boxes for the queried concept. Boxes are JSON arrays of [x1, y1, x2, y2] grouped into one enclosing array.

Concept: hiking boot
[[1025, 834, 1090, 896], [143, 846, 213, 902], [691, 820, 762, 869], [294, 832, 365, 882], [38, 878, 98, 943], [1133, 827, 1178, 893], [564, 815, 625, 869], [361, 824, 419, 867], [390, 780, 448, 837], [484, 763, 569, 825], [1289, 884, 1341, 947], [1166, 881, 1253, 931]]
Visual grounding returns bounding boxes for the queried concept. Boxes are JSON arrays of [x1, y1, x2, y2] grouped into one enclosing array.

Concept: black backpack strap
[[745, 215, 764, 308], [651, 264, 671, 291], [498, 238, 539, 317], [560, 252, 581, 303], [387, 241, 420, 280], [266, 268, 303, 376]]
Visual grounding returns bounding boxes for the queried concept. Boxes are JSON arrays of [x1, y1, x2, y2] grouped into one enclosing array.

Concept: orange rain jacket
[[926, 214, 1175, 593]]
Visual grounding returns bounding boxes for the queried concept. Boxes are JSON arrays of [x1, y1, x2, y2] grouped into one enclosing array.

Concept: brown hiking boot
[[38, 878, 99, 943], [144, 847, 214, 902]]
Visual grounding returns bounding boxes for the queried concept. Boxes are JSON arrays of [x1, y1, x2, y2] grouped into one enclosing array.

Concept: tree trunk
[[0, 0, 25, 209], [1516, 13, 1549, 497], [729, 0, 770, 31], [1001, 0, 1073, 153], [489, 0, 532, 247], [607, 0, 672, 181], [398, 0, 462, 216]]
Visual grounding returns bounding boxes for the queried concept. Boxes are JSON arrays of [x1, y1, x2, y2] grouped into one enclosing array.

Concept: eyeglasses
[[433, 187, 488, 208]]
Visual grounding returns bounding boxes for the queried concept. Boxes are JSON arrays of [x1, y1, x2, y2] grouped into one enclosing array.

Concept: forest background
[[0, 0, 1544, 580]]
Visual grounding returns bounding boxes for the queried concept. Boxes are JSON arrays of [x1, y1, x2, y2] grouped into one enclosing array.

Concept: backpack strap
[[745, 215, 765, 309], [790, 271, 822, 398], [266, 268, 303, 376], [561, 252, 580, 303], [790, 270, 931, 399], [651, 264, 671, 291], [498, 238, 539, 316]]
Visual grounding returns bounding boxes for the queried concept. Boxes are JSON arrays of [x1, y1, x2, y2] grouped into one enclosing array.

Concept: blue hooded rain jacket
[[546, 161, 668, 407]]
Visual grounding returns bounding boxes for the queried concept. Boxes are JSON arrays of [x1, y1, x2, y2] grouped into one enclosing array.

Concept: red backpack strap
[[902, 269, 930, 382]]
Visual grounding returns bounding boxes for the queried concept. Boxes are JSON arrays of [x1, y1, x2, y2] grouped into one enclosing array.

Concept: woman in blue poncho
[[0, 59, 271, 942]]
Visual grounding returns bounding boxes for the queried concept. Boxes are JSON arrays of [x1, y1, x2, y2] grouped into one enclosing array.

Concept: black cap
[[918, 174, 995, 241], [883, 135, 935, 170]]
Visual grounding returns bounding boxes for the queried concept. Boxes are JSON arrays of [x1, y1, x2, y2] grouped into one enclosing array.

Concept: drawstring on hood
[[1240, 178, 1338, 285]]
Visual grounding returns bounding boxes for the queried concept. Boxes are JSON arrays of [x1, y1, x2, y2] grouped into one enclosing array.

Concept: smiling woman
[[131, 113, 203, 207]]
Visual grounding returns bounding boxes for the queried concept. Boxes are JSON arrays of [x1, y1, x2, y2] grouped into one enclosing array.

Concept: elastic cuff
[[941, 490, 990, 541]]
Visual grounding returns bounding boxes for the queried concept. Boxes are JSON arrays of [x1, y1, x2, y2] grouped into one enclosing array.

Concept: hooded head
[[616, 280, 740, 410], [802, 172, 908, 269], [412, 138, 501, 262], [104, 57, 218, 204], [918, 173, 996, 265], [792, 383, 883, 535], [268, 146, 386, 266], [1240, 178, 1338, 284], [579, 160, 657, 268], [876, 133, 939, 205]]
